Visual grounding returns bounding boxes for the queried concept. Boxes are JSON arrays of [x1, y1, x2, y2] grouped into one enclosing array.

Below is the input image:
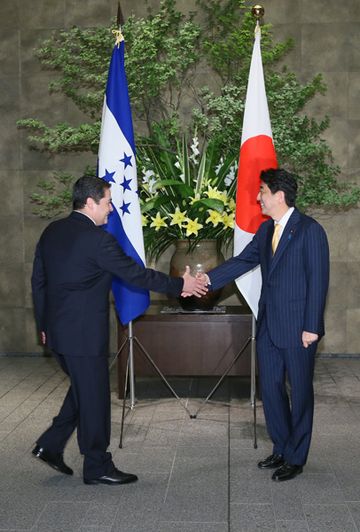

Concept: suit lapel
[[265, 223, 274, 266], [268, 209, 302, 276]]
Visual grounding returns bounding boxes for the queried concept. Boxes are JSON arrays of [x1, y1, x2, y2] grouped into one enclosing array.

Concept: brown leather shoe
[[272, 463, 303, 482], [257, 453, 285, 469]]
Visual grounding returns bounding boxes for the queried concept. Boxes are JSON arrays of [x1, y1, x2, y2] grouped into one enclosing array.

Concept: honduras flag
[[98, 40, 150, 325]]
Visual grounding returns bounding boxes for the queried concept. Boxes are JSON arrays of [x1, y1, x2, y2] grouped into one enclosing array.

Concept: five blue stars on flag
[[100, 152, 134, 217]]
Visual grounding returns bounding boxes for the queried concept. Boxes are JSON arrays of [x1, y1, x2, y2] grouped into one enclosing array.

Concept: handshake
[[181, 266, 210, 298]]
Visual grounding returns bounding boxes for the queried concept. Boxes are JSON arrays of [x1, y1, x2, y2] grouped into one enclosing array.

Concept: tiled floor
[[0, 356, 359, 531]]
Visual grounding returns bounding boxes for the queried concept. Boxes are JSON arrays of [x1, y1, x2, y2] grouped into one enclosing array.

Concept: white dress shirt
[[273, 207, 294, 240]]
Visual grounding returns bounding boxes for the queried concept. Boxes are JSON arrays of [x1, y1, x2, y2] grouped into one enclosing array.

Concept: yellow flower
[[222, 212, 235, 229], [169, 207, 187, 228], [206, 209, 223, 227], [142, 214, 149, 227], [205, 185, 227, 203], [150, 212, 167, 231], [228, 198, 236, 212], [184, 217, 203, 237]]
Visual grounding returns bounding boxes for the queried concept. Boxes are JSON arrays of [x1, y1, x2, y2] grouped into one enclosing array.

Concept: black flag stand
[[186, 315, 257, 449], [115, 321, 193, 448]]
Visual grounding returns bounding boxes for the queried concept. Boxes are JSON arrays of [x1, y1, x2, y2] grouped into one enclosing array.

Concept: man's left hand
[[302, 331, 318, 348]]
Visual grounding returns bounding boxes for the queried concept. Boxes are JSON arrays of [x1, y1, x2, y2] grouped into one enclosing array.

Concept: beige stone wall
[[0, 0, 358, 355]]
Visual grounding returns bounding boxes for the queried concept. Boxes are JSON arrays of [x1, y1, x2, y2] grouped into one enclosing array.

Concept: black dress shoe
[[84, 468, 138, 485], [257, 453, 285, 469], [32, 445, 73, 476], [272, 463, 303, 482]]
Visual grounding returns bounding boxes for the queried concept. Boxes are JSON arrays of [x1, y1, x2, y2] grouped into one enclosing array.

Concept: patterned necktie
[[272, 223, 282, 254]]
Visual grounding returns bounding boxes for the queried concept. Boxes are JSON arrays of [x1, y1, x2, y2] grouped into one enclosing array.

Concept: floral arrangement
[[137, 132, 238, 259]]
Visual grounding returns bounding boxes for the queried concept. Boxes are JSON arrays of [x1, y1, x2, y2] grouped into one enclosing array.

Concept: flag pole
[[249, 3, 265, 449], [116, 1, 124, 28], [101, 5, 194, 445], [112, 2, 125, 46], [128, 321, 136, 408], [250, 315, 257, 448]]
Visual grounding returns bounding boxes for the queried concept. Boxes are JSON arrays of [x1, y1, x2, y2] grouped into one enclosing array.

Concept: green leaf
[[197, 198, 225, 212]]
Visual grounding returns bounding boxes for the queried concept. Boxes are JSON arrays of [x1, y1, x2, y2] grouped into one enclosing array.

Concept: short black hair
[[72, 176, 111, 210], [260, 168, 298, 207]]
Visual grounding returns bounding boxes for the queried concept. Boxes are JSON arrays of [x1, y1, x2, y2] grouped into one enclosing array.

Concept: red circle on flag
[[236, 135, 277, 234]]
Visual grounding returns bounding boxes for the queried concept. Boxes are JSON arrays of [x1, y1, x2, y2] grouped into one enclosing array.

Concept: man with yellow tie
[[201, 168, 329, 482]]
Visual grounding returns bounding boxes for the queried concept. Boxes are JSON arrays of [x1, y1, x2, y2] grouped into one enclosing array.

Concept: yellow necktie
[[272, 223, 282, 254]]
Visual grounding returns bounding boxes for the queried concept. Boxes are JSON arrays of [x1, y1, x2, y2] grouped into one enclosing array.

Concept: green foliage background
[[18, 0, 359, 218]]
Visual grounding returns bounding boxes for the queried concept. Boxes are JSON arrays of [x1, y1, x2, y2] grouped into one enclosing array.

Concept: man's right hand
[[40, 331, 46, 345], [196, 272, 211, 286], [181, 266, 208, 298]]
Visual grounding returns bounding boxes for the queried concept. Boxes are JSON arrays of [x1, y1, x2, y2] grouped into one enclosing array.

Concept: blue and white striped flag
[[98, 40, 150, 325]]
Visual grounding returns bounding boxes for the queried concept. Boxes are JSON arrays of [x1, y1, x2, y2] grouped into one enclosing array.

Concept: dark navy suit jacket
[[31, 211, 183, 357], [209, 209, 329, 348]]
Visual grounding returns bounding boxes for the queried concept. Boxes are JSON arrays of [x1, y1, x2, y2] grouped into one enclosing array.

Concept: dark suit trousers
[[256, 320, 317, 466], [37, 352, 113, 479]]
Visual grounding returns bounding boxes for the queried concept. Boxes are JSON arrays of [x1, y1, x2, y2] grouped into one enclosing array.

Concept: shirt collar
[[274, 206, 294, 229], [74, 210, 97, 225]]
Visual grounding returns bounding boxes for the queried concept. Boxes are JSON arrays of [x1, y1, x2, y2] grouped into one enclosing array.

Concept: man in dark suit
[[31, 176, 207, 485], [200, 168, 329, 481]]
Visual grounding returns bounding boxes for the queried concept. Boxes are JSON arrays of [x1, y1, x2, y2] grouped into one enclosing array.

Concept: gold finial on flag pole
[[112, 29, 124, 46], [112, 2, 125, 46], [251, 5, 264, 35], [251, 4, 264, 20]]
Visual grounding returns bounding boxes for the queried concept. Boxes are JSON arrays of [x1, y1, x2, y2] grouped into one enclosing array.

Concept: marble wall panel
[[25, 308, 42, 353], [24, 262, 34, 310], [347, 208, 360, 262], [319, 306, 347, 354], [262, 0, 301, 24], [327, 262, 349, 310], [270, 24, 302, 73], [0, 217, 24, 264], [20, 72, 66, 123], [347, 122, 360, 175], [20, 29, 54, 77], [321, 118, 350, 171], [303, 72, 349, 120], [347, 263, 360, 310], [23, 216, 50, 263], [300, 0, 354, 24], [0, 171, 24, 217], [348, 73, 360, 121], [0, 0, 19, 29], [64, 0, 112, 27], [20, 0, 65, 30], [316, 211, 348, 262], [0, 265, 25, 308], [348, 23, 360, 72], [0, 308, 26, 353], [301, 23, 349, 73], [0, 29, 20, 76], [346, 309, 360, 354]]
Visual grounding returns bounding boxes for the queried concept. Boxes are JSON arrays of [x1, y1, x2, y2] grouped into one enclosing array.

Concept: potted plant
[[137, 129, 238, 309]]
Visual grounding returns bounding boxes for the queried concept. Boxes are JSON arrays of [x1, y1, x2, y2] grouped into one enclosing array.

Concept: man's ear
[[277, 190, 286, 204], [85, 197, 96, 210]]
